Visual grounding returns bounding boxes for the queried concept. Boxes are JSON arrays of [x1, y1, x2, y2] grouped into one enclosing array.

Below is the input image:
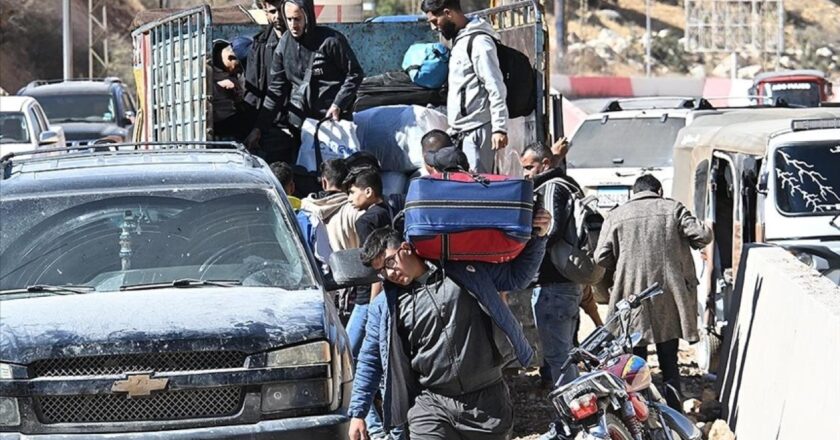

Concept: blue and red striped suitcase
[[404, 172, 534, 263]]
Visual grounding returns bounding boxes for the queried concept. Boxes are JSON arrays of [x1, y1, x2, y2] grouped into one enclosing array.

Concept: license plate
[[597, 187, 630, 207]]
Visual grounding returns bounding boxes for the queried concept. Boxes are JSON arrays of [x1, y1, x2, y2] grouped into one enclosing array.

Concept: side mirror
[[38, 130, 60, 146], [757, 172, 768, 195], [325, 249, 379, 291], [122, 111, 135, 126]]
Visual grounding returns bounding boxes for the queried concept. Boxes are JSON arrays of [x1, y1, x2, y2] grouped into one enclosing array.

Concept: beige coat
[[594, 191, 712, 344]]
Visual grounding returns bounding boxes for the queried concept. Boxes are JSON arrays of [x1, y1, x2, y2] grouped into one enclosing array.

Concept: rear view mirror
[[326, 249, 378, 290], [38, 130, 60, 146]]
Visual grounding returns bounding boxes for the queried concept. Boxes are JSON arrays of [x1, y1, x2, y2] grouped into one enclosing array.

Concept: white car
[[565, 97, 716, 211], [0, 96, 65, 158]]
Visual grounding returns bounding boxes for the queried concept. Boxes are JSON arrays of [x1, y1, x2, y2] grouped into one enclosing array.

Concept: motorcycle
[[542, 284, 702, 440]]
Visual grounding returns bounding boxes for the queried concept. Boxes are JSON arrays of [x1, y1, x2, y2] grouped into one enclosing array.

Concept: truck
[[129, 2, 557, 176], [749, 69, 833, 108]]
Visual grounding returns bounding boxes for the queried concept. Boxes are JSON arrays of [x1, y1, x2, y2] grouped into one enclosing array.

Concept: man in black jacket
[[249, 0, 364, 150], [241, 0, 299, 164]]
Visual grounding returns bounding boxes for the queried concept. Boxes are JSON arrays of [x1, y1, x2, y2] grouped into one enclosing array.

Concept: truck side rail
[[132, 6, 211, 143]]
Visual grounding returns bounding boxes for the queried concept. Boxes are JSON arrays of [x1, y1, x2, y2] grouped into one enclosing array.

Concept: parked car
[[0, 143, 364, 438], [672, 107, 840, 373], [18, 78, 135, 146], [564, 97, 719, 211], [0, 96, 65, 157]]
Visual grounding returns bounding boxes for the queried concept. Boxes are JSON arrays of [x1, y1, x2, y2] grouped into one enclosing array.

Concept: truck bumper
[[0, 414, 349, 440]]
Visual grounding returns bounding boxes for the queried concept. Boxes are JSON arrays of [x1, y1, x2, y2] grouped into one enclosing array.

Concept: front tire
[[604, 413, 634, 440]]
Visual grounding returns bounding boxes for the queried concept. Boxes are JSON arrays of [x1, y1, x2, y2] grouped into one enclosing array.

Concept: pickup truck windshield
[[567, 116, 686, 168], [765, 82, 822, 107], [35, 94, 116, 123], [0, 188, 315, 292], [0, 112, 30, 144], [775, 142, 840, 214]]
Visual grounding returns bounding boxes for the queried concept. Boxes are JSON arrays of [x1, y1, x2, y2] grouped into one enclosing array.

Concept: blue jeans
[[532, 283, 581, 386], [346, 304, 386, 436]]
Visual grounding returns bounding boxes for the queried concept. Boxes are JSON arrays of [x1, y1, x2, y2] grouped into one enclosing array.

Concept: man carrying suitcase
[[347, 207, 551, 440], [422, 0, 508, 173]]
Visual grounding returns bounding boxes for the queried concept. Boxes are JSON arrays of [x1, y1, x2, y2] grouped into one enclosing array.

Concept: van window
[[774, 142, 840, 214], [568, 116, 686, 168]]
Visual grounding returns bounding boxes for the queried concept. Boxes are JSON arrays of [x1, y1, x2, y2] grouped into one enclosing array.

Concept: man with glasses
[[347, 207, 551, 440]]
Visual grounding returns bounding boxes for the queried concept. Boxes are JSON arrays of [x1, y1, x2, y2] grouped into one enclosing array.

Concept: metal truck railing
[[132, 6, 210, 143]]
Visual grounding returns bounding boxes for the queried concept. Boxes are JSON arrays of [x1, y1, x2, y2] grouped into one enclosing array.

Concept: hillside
[[551, 0, 840, 80]]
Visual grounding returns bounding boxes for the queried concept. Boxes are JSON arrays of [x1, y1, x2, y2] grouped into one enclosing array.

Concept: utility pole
[[555, 0, 565, 69], [645, 0, 651, 76], [63, 0, 73, 79]]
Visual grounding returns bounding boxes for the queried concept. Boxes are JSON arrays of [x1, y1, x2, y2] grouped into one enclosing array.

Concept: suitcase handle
[[443, 171, 491, 187]]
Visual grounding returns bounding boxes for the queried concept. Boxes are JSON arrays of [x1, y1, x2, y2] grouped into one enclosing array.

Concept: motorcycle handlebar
[[628, 283, 662, 308]]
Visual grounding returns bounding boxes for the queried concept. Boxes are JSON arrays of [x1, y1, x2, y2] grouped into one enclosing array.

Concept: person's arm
[[327, 33, 364, 117], [480, 209, 551, 291], [347, 295, 385, 420], [675, 201, 713, 250], [254, 40, 289, 131], [471, 35, 508, 135], [580, 286, 603, 327], [594, 215, 617, 271]]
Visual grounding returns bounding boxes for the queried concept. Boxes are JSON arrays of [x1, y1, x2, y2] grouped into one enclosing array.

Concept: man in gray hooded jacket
[[422, 0, 508, 173]]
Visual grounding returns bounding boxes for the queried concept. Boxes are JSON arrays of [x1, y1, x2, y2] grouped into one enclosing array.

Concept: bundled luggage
[[354, 105, 448, 172], [404, 171, 534, 263], [354, 72, 446, 113]]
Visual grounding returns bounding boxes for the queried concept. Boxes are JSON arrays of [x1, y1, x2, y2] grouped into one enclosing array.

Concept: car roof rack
[[790, 118, 840, 132], [702, 95, 798, 109], [1, 141, 256, 180], [601, 96, 715, 112], [22, 77, 123, 89]]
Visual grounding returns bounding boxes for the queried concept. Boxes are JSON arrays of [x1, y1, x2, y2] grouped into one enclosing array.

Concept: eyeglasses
[[374, 252, 399, 281]]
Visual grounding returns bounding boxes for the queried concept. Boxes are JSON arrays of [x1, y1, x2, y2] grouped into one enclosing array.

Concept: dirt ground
[[507, 305, 720, 440]]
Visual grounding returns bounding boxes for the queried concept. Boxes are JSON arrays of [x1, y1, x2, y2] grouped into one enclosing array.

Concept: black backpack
[[466, 32, 537, 118]]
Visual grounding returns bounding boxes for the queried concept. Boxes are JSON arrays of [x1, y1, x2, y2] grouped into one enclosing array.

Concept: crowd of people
[[227, 1, 713, 439]]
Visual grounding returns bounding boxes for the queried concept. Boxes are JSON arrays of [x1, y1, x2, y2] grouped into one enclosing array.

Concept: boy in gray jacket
[[422, 0, 508, 173]]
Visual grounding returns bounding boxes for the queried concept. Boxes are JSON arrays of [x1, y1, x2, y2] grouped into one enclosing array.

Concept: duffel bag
[[404, 172, 534, 263], [354, 71, 446, 112], [402, 42, 450, 89]]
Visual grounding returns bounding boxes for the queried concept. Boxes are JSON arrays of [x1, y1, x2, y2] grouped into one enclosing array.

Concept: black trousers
[[633, 338, 681, 410]]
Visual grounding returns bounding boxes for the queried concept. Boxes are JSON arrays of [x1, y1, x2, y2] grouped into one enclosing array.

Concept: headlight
[[261, 379, 332, 413], [266, 341, 331, 367]]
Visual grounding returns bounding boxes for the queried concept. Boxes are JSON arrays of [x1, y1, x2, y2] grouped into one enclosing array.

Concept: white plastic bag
[[297, 118, 360, 172], [354, 105, 449, 172]]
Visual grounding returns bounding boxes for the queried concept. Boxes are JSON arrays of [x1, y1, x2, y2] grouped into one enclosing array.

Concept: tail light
[[568, 393, 599, 420]]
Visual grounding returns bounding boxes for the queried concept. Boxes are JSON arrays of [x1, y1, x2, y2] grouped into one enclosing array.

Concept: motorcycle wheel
[[604, 413, 634, 440]]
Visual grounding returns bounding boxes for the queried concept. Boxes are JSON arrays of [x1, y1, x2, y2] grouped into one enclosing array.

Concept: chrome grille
[[30, 351, 246, 377], [36, 387, 244, 424]]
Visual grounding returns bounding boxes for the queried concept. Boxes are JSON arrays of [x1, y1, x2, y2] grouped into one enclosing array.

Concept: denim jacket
[[347, 236, 547, 428]]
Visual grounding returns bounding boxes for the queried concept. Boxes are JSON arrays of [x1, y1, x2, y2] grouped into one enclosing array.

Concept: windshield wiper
[[0, 284, 94, 296], [119, 279, 241, 291]]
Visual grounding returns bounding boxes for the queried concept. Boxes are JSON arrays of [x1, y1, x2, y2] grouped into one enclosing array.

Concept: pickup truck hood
[[56, 122, 127, 142], [0, 287, 327, 365]]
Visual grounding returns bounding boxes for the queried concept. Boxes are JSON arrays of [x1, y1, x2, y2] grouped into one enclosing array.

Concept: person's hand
[[348, 417, 369, 440], [326, 104, 342, 121], [532, 208, 552, 237], [244, 128, 261, 151], [492, 132, 508, 150], [551, 136, 570, 159], [217, 79, 236, 90]]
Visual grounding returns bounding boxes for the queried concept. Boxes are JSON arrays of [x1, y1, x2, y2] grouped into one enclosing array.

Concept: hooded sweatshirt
[[448, 18, 508, 134], [257, 0, 364, 129], [300, 191, 362, 252]]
